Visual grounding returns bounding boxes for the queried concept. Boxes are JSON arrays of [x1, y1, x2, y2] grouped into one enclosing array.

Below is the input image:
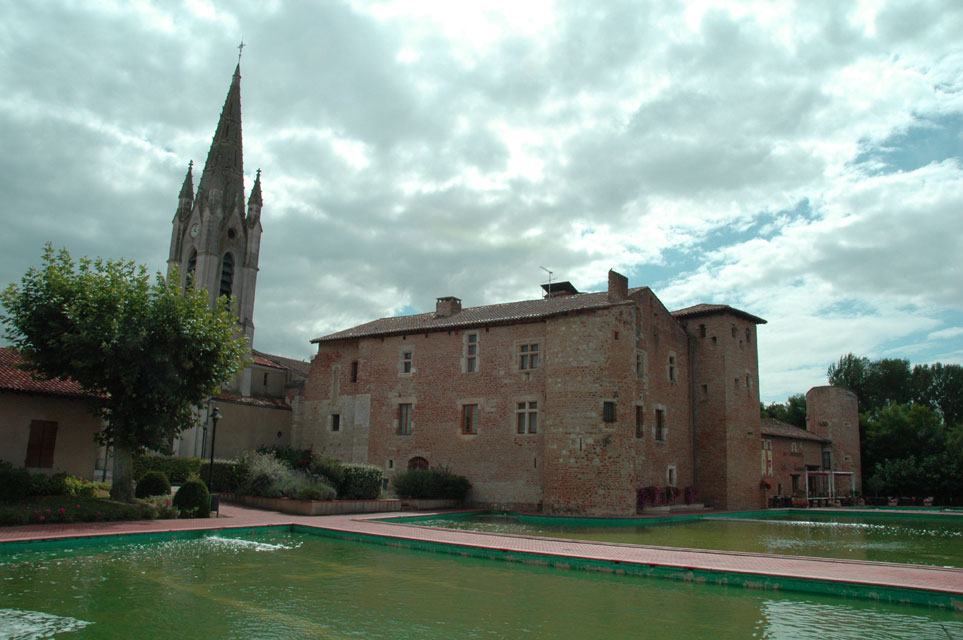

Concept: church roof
[[313, 287, 650, 343], [671, 303, 767, 325], [252, 349, 311, 377], [760, 417, 829, 442], [0, 348, 89, 398]]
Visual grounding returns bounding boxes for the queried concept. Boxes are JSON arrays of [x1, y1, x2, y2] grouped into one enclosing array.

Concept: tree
[[1, 246, 247, 502], [861, 403, 945, 474], [827, 353, 868, 408], [761, 393, 807, 429], [912, 362, 963, 428]]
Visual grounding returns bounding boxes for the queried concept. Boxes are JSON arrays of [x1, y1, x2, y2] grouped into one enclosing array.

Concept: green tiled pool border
[[2, 522, 961, 611]]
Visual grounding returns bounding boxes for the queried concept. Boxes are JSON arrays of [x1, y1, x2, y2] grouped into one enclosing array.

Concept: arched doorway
[[407, 456, 428, 470]]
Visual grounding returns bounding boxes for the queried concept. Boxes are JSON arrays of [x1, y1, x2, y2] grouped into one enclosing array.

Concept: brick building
[[294, 270, 847, 514], [759, 386, 861, 504]]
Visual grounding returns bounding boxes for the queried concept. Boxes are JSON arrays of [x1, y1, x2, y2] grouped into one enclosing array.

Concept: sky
[[1, 1, 961, 404]]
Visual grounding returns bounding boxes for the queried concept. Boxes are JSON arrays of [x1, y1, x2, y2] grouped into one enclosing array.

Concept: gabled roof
[[214, 391, 291, 410], [671, 303, 766, 325], [760, 417, 829, 443], [312, 287, 649, 343], [0, 348, 88, 398], [251, 349, 311, 377]]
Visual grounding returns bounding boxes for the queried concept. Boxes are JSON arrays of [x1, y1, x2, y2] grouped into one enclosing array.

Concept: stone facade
[[293, 270, 837, 515]]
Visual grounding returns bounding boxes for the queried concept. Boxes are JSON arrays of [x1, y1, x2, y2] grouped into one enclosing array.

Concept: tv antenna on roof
[[540, 266, 553, 298]]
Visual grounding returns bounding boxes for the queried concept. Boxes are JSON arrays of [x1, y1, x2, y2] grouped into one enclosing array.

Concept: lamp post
[[207, 407, 221, 491]]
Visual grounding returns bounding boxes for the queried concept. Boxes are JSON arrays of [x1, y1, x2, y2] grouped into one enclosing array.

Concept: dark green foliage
[[760, 393, 807, 428], [308, 455, 345, 490], [339, 463, 384, 500], [200, 459, 249, 493], [133, 454, 202, 484], [391, 468, 471, 500], [0, 246, 248, 502], [0, 461, 34, 502], [134, 470, 171, 498], [173, 479, 210, 518], [256, 445, 314, 471]]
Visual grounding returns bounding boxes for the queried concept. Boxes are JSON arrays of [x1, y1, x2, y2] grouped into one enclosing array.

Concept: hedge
[[392, 468, 471, 500], [338, 463, 383, 500], [200, 459, 249, 493], [132, 454, 201, 484]]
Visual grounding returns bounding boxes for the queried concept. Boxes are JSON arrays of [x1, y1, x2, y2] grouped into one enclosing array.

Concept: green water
[[412, 511, 963, 567], [1, 531, 961, 639]]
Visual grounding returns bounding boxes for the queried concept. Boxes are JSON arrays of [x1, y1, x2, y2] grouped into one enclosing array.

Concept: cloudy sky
[[1, 1, 961, 403]]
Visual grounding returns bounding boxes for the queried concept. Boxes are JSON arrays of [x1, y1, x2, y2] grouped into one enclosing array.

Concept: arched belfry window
[[186, 250, 197, 283], [219, 252, 234, 297]]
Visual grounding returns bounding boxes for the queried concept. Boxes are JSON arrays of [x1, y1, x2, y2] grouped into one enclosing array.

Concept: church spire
[[196, 63, 244, 210], [179, 160, 194, 199], [248, 168, 262, 207]]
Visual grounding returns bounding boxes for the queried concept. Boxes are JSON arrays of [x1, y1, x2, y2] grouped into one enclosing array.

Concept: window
[[331, 414, 341, 432], [219, 252, 234, 297], [516, 401, 538, 434], [700, 383, 708, 399], [462, 404, 479, 434], [398, 403, 412, 435], [667, 465, 677, 486], [602, 401, 617, 423], [350, 360, 358, 382], [401, 351, 413, 374], [822, 450, 832, 470], [263, 372, 268, 386], [519, 343, 539, 370], [186, 250, 197, 281], [699, 324, 707, 338], [408, 456, 428, 470], [731, 325, 737, 338], [655, 409, 666, 442], [668, 353, 678, 382], [635, 405, 644, 438], [465, 334, 478, 372], [25, 420, 57, 468]]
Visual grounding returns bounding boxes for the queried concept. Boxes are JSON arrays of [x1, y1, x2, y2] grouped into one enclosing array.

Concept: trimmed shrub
[[173, 479, 211, 518], [132, 454, 202, 484], [392, 468, 471, 501], [135, 471, 171, 498], [294, 481, 336, 501], [339, 464, 383, 500], [200, 459, 249, 493], [0, 461, 34, 502]]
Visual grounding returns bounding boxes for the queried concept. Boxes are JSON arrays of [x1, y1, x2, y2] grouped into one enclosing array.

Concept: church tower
[[168, 63, 262, 395]]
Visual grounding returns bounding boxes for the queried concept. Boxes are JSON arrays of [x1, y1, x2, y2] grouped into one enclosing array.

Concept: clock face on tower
[[190, 223, 200, 238]]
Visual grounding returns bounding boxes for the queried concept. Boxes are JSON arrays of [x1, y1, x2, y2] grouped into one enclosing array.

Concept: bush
[[308, 456, 345, 491], [135, 471, 171, 498], [173, 479, 211, 518], [256, 446, 314, 471], [339, 463, 383, 500], [0, 461, 34, 502], [237, 450, 292, 498], [132, 454, 202, 484], [139, 494, 179, 519], [200, 459, 249, 493], [391, 468, 471, 501], [294, 481, 336, 501]]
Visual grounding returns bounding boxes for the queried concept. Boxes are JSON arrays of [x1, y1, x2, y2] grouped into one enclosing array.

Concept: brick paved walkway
[[2, 503, 961, 600]]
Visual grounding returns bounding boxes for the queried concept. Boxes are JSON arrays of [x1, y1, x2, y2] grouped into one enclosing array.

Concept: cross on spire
[[237, 39, 245, 63]]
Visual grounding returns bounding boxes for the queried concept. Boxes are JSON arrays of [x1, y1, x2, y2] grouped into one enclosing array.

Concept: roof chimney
[[435, 296, 462, 318], [607, 270, 628, 302]]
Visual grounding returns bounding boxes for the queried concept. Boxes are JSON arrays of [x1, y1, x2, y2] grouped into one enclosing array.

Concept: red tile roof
[[760, 417, 829, 442], [0, 348, 89, 398], [213, 391, 291, 410], [251, 349, 310, 377], [671, 303, 767, 325], [313, 288, 650, 343]]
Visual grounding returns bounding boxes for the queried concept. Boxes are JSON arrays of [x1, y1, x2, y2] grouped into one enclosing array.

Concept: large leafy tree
[[760, 393, 807, 429], [1, 246, 247, 502]]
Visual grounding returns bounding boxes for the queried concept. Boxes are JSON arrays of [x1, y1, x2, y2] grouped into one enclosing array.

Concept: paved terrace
[[1, 503, 961, 606]]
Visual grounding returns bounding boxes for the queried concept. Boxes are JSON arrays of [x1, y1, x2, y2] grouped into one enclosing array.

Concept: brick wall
[[807, 385, 861, 493]]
